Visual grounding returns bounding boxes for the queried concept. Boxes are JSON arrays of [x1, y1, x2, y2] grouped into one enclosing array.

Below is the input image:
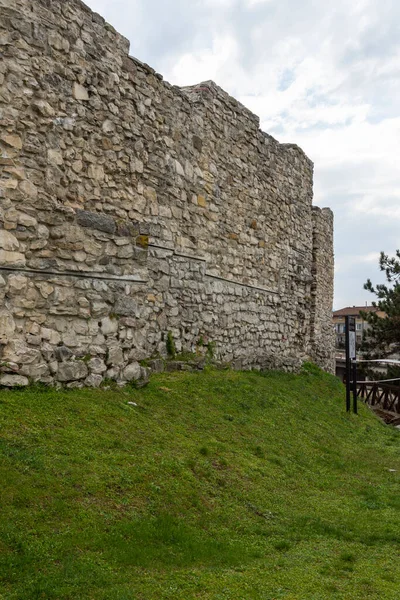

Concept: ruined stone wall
[[0, 0, 334, 387]]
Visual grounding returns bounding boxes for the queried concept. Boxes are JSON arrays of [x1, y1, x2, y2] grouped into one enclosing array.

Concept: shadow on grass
[[97, 513, 252, 568]]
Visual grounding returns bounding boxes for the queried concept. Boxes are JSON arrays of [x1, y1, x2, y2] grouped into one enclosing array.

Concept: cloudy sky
[[86, 0, 400, 309]]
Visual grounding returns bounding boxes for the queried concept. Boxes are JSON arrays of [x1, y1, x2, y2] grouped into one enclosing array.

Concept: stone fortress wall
[[0, 0, 334, 387]]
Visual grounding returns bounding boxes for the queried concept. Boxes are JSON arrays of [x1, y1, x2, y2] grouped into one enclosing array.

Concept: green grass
[[0, 364, 400, 599]]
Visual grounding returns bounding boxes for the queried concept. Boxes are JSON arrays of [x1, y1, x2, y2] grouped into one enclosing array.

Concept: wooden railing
[[356, 381, 400, 414]]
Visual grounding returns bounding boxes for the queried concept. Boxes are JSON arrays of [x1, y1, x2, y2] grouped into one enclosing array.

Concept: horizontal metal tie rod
[[356, 378, 400, 384], [0, 266, 147, 284], [354, 359, 400, 365]]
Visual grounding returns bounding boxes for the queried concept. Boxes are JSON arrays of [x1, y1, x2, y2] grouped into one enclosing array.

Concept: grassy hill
[[1, 365, 400, 599]]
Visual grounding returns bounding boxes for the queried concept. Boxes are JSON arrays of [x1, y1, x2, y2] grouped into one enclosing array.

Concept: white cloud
[[336, 252, 381, 274], [245, 0, 274, 6], [171, 35, 239, 86], [203, 0, 236, 6]]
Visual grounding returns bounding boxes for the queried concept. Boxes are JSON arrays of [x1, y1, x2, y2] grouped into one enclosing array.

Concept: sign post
[[352, 360, 358, 414], [345, 316, 356, 413]]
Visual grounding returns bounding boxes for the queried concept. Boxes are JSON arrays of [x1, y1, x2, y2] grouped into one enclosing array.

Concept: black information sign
[[345, 316, 357, 414]]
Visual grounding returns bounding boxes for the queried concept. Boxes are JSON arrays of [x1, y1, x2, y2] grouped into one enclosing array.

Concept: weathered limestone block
[[55, 346, 73, 362], [166, 361, 187, 372], [49, 361, 58, 375], [85, 373, 103, 388], [2, 341, 42, 365], [106, 345, 124, 366], [0, 250, 26, 268], [0, 309, 15, 344], [4, 209, 37, 228], [48, 31, 70, 53], [33, 100, 55, 117], [19, 180, 38, 199], [20, 363, 50, 380], [123, 361, 141, 381], [1, 179, 18, 190], [37, 282, 55, 299], [147, 359, 164, 373], [106, 367, 120, 380], [57, 361, 88, 382], [0, 374, 29, 387], [1, 134, 22, 149], [102, 119, 115, 133], [0, 361, 19, 373], [136, 367, 150, 388], [88, 164, 105, 181], [73, 82, 89, 101], [100, 317, 118, 335], [88, 357, 107, 374], [91, 301, 110, 318], [115, 297, 138, 317], [47, 149, 63, 165], [0, 230, 19, 251], [7, 275, 28, 293], [76, 210, 116, 234]]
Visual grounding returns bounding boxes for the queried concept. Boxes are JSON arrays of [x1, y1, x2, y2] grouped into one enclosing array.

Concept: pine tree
[[362, 251, 400, 380]]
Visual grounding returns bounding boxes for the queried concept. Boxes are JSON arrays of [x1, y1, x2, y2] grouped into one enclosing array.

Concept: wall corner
[[310, 207, 335, 373]]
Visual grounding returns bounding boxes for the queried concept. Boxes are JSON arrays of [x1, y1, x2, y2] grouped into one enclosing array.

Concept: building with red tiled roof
[[332, 305, 386, 348]]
